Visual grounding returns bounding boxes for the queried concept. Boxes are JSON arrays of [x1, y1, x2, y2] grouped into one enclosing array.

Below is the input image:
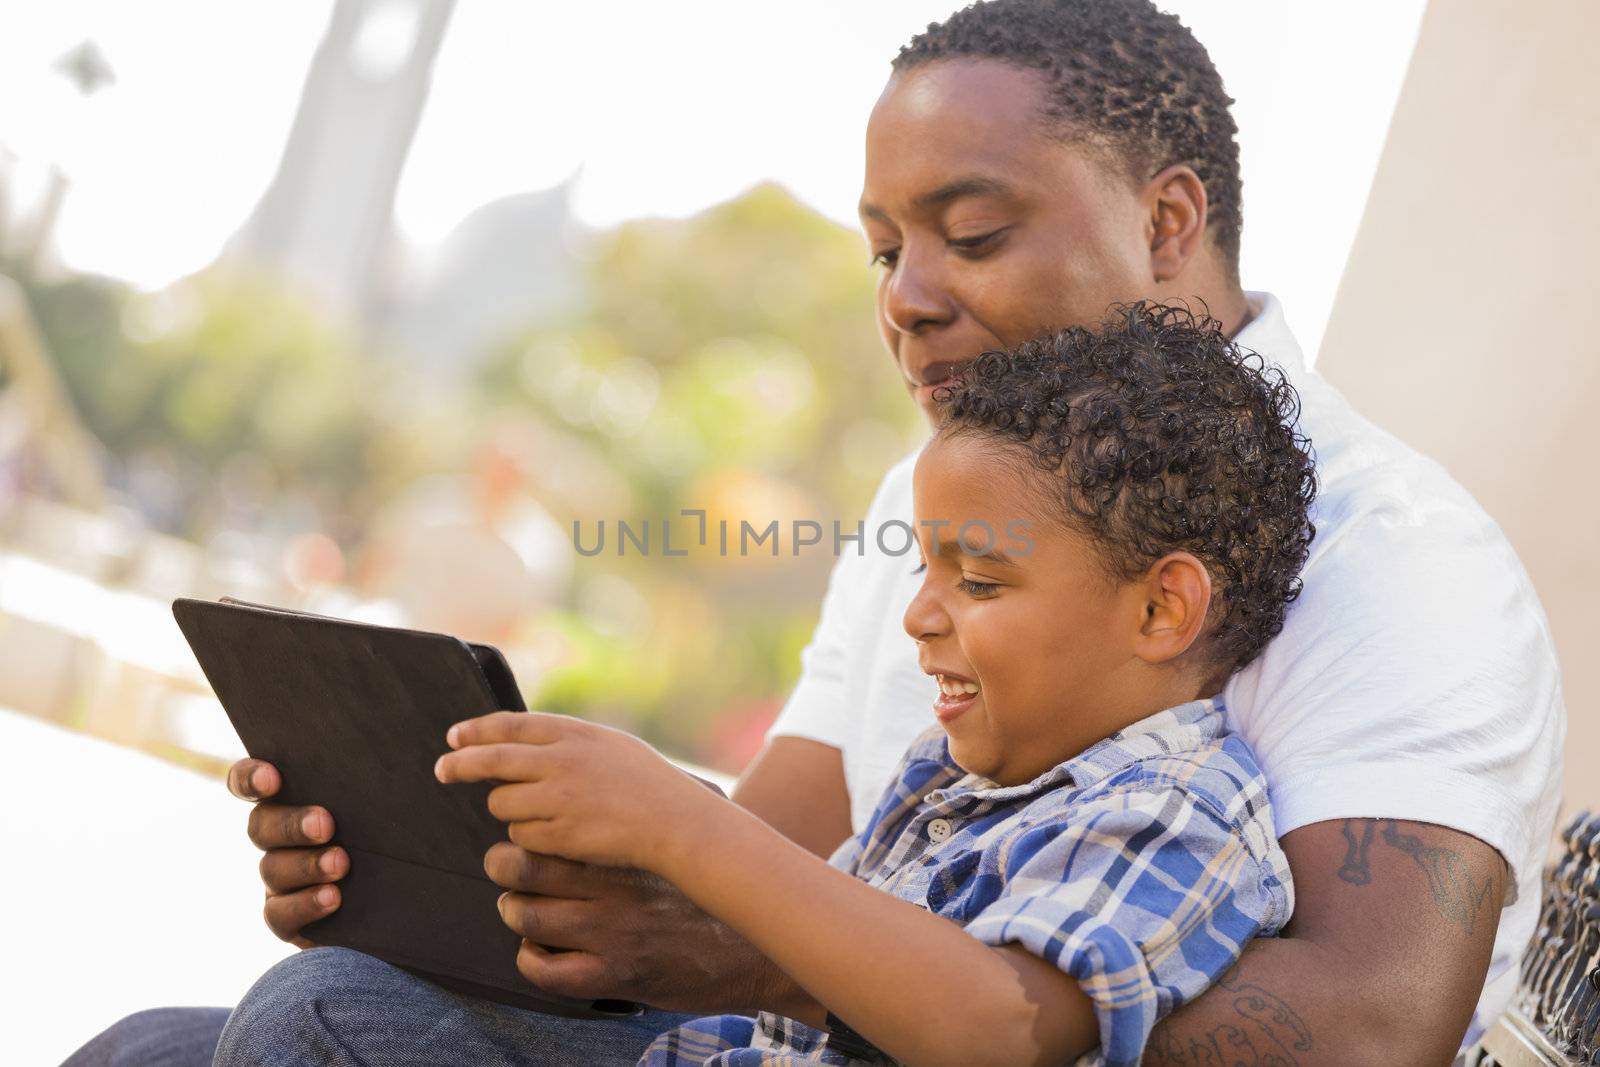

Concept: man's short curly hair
[[935, 302, 1316, 673], [895, 0, 1243, 276]]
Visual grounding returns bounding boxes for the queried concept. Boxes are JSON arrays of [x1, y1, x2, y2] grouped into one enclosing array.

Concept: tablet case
[[172, 596, 643, 1019]]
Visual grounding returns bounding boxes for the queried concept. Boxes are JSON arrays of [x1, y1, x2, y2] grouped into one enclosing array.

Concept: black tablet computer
[[172, 596, 642, 1019]]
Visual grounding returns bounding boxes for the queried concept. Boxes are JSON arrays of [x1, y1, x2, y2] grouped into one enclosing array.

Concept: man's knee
[[214, 946, 415, 1067], [62, 1006, 232, 1067], [214, 945, 683, 1067]]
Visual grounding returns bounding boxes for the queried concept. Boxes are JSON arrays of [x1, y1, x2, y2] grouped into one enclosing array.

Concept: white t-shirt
[[767, 291, 1565, 1044]]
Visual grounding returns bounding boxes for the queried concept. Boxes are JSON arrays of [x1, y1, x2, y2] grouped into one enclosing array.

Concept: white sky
[[0, 0, 1427, 359]]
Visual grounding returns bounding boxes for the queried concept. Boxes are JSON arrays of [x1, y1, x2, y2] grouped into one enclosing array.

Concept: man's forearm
[[730, 735, 854, 859], [1144, 936, 1336, 1066]]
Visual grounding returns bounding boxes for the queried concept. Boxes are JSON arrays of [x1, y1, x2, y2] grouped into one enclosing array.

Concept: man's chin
[[914, 385, 958, 425]]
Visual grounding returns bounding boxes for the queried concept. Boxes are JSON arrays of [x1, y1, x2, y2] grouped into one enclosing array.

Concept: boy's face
[[860, 59, 1157, 426], [904, 432, 1149, 786]]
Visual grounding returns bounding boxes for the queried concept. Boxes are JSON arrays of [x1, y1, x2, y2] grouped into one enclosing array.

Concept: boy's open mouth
[[937, 674, 980, 696], [933, 673, 981, 723]]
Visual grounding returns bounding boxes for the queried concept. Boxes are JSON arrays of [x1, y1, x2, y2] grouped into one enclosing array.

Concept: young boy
[[435, 302, 1317, 1067]]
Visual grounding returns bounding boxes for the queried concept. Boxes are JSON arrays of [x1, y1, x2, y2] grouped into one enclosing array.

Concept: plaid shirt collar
[[919, 695, 1227, 807]]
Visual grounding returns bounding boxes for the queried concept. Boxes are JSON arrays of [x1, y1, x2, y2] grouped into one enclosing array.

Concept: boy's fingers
[[228, 758, 280, 801], [436, 742, 553, 784], [487, 781, 556, 823], [446, 710, 571, 750], [507, 818, 563, 855]]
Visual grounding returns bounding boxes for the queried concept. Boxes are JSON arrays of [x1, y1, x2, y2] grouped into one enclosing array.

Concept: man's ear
[[1131, 551, 1213, 665], [1144, 164, 1208, 283]]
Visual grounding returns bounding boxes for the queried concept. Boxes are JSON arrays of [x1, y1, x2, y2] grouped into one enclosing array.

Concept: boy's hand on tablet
[[434, 711, 723, 874], [436, 711, 809, 1013], [225, 756, 349, 945]]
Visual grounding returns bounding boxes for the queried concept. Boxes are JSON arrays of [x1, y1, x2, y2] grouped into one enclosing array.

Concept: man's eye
[[910, 562, 927, 575], [870, 248, 900, 269], [947, 229, 1005, 254], [957, 577, 999, 597]]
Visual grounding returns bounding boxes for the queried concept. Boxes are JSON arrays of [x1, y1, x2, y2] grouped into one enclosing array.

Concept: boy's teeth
[[938, 676, 980, 696]]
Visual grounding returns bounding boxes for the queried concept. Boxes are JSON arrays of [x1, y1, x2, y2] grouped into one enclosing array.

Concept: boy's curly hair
[[936, 302, 1317, 673]]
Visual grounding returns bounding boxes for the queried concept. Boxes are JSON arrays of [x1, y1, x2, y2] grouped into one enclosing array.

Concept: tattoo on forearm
[[1335, 819, 1499, 935], [1146, 973, 1313, 1066]]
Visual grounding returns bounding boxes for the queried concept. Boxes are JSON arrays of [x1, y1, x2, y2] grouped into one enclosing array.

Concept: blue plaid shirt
[[640, 696, 1292, 1067]]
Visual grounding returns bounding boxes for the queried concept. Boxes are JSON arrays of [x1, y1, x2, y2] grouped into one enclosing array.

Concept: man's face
[[860, 60, 1157, 424]]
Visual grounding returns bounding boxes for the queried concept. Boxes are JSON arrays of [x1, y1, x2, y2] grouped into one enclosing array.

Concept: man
[[70, 2, 1563, 1065]]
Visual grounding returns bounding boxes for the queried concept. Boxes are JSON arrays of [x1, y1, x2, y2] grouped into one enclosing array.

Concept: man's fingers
[[446, 710, 573, 750], [227, 759, 281, 802], [263, 884, 340, 943], [246, 804, 335, 850], [436, 742, 555, 785], [498, 892, 598, 950], [258, 846, 348, 894], [483, 842, 603, 896], [514, 939, 613, 999]]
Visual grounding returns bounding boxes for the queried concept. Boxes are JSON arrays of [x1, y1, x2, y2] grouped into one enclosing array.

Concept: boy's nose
[[902, 580, 950, 644]]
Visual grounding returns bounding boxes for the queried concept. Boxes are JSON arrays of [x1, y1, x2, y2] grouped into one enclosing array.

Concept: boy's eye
[[870, 248, 900, 269], [957, 577, 998, 597], [910, 562, 927, 575]]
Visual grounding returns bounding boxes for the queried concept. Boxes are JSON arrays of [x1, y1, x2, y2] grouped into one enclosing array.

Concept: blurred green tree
[[14, 264, 411, 540], [481, 183, 923, 768], [8, 183, 924, 771]]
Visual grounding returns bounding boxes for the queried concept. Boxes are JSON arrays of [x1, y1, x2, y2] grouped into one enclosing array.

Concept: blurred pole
[[0, 275, 105, 511], [230, 0, 455, 328], [0, 148, 13, 261], [17, 169, 69, 278], [10, 42, 117, 279]]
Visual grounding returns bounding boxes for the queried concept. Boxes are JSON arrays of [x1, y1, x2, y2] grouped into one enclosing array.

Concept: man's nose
[[881, 244, 956, 337]]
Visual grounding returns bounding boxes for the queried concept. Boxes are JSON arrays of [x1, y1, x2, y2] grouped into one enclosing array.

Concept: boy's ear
[[1131, 551, 1213, 665]]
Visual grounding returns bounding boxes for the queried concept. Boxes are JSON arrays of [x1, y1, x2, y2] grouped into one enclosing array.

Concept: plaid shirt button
[[927, 818, 952, 842]]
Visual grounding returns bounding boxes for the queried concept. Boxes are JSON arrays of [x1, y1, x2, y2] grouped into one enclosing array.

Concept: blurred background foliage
[[477, 184, 921, 762], [2, 181, 922, 773]]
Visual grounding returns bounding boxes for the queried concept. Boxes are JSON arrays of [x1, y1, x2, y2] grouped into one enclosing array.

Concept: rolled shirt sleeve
[[964, 782, 1290, 1067]]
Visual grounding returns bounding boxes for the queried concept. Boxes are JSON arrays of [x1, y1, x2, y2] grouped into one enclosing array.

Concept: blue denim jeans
[[62, 947, 695, 1067]]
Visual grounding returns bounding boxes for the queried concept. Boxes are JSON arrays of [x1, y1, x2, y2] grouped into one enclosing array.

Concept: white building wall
[[1320, 0, 1599, 812]]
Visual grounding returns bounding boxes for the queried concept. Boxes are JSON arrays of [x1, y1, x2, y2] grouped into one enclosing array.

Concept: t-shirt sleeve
[[965, 783, 1289, 1067], [1224, 493, 1565, 897], [766, 451, 919, 751], [762, 544, 865, 750]]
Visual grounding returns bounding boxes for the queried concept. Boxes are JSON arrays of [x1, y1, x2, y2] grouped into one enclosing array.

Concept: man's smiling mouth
[[907, 359, 973, 389]]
